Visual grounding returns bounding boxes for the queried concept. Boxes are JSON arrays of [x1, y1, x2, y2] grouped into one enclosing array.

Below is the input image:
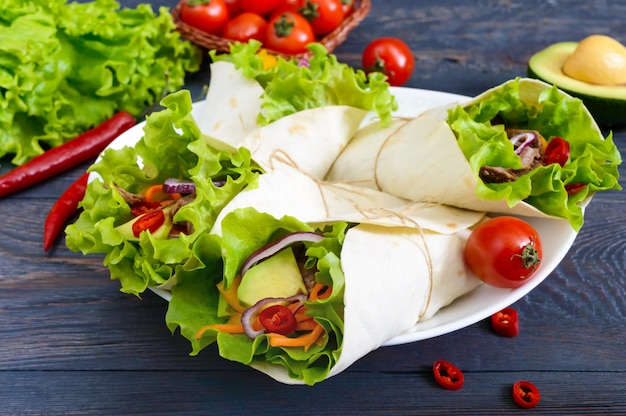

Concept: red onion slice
[[510, 132, 536, 156], [241, 294, 308, 339], [240, 231, 324, 276], [163, 178, 196, 194]]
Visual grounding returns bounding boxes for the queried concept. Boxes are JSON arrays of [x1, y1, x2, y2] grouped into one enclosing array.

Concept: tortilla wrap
[[197, 60, 369, 179], [211, 165, 485, 236], [327, 78, 620, 229], [166, 167, 484, 385], [198, 61, 264, 147], [253, 222, 478, 384], [242, 105, 368, 179]]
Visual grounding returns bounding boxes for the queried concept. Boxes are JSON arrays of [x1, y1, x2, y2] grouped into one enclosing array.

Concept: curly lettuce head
[[0, 0, 201, 165]]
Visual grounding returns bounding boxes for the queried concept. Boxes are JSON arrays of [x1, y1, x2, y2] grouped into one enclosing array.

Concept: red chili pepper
[[258, 305, 298, 335], [132, 209, 166, 238], [565, 183, 587, 196], [543, 137, 570, 167], [43, 172, 90, 252], [491, 307, 519, 337], [432, 360, 464, 390], [512, 380, 541, 408], [0, 112, 135, 198]]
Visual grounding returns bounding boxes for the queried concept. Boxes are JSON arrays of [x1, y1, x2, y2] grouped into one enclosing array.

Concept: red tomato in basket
[[223, 12, 268, 42], [265, 11, 315, 55], [362, 37, 415, 86], [464, 216, 543, 289], [180, 0, 230, 36], [298, 0, 346, 35], [240, 0, 282, 16], [341, 0, 355, 16], [223, 0, 242, 16]]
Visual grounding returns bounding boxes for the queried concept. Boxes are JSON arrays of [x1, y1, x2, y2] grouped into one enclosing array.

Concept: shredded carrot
[[195, 323, 244, 339], [269, 323, 324, 351], [144, 184, 181, 203], [309, 283, 332, 301], [296, 319, 319, 331], [143, 184, 164, 202], [294, 307, 313, 323], [217, 276, 246, 314]]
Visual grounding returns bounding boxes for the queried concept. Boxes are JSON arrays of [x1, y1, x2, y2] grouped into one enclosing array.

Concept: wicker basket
[[171, 0, 371, 60]]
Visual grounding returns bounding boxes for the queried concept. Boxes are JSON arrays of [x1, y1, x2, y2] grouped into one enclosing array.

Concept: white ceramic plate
[[105, 87, 578, 346]]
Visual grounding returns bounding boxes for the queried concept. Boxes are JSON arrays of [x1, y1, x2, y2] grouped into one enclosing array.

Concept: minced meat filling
[[479, 128, 544, 184]]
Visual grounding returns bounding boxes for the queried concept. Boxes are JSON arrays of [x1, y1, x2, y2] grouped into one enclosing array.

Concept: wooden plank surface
[[1, 0, 625, 414]]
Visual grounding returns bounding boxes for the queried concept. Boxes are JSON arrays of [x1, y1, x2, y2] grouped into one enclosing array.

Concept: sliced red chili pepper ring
[[132, 209, 166, 238], [258, 304, 298, 335], [432, 360, 464, 390], [543, 137, 570, 167], [512, 380, 541, 408], [491, 306, 519, 337]]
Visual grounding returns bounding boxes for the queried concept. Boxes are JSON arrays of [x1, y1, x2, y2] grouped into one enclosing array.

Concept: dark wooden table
[[1, 1, 625, 414]]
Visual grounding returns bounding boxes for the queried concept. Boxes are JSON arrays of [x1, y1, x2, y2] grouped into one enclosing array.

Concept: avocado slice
[[527, 41, 626, 126], [237, 247, 307, 307]]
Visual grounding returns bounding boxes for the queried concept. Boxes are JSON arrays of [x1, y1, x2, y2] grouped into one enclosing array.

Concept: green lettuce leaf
[[210, 40, 398, 127], [166, 208, 347, 386], [449, 79, 621, 231], [65, 90, 262, 295], [0, 0, 201, 165]]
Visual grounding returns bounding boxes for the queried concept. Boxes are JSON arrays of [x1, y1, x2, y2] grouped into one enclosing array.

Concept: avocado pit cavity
[[562, 35, 626, 86]]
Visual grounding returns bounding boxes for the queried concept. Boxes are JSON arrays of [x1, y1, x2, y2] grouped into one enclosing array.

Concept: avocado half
[[527, 42, 626, 127]]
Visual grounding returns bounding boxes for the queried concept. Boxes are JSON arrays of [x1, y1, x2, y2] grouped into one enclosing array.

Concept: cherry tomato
[[298, 0, 345, 35], [362, 37, 415, 86], [341, 0, 354, 16], [265, 11, 315, 55], [258, 305, 297, 335], [180, 0, 230, 36], [240, 0, 282, 16], [268, 3, 300, 21], [223, 12, 268, 42], [543, 137, 570, 167], [222, 0, 242, 16], [464, 216, 543, 289]]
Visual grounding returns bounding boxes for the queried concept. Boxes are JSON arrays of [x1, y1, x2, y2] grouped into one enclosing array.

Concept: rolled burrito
[[327, 78, 621, 231], [165, 167, 484, 385]]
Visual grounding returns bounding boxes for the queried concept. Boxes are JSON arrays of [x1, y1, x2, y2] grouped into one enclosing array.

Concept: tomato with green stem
[[298, 0, 345, 35], [362, 37, 415, 86], [180, 0, 230, 36], [341, 0, 354, 15], [464, 216, 543, 289], [265, 11, 315, 55]]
